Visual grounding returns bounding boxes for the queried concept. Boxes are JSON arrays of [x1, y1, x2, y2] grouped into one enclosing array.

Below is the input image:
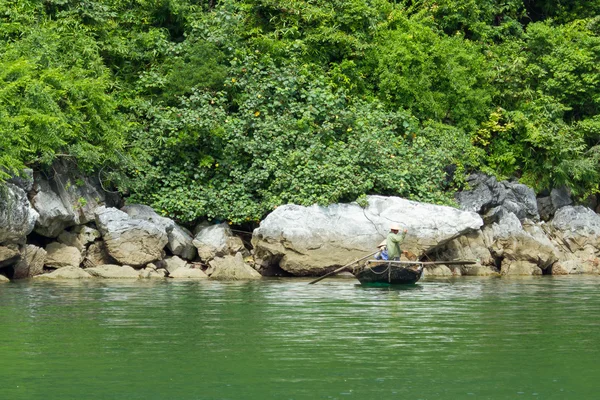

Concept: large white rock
[[95, 206, 168, 266], [169, 266, 208, 279], [193, 223, 245, 262], [550, 206, 600, 260], [252, 196, 483, 276], [85, 264, 140, 279], [35, 266, 91, 279], [0, 183, 38, 243], [13, 245, 46, 279]]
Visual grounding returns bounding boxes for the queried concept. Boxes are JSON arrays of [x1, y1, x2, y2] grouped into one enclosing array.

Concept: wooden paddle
[[308, 251, 379, 285]]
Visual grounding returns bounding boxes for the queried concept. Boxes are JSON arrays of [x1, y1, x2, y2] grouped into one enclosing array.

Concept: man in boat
[[386, 224, 407, 261]]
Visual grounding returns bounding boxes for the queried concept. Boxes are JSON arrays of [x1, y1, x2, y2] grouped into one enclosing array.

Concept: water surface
[[1, 276, 599, 399]]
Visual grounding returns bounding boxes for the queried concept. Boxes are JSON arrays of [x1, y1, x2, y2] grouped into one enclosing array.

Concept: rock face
[[44, 242, 82, 268], [84, 241, 116, 267], [122, 204, 197, 260], [13, 245, 47, 279], [193, 223, 245, 262], [30, 161, 121, 238], [456, 174, 539, 221], [95, 206, 168, 266], [85, 264, 140, 278], [0, 183, 38, 243], [252, 195, 483, 276], [537, 187, 573, 221], [550, 206, 600, 260], [35, 266, 91, 280], [207, 253, 261, 280]]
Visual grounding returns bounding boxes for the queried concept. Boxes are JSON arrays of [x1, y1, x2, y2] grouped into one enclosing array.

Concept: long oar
[[308, 251, 378, 285]]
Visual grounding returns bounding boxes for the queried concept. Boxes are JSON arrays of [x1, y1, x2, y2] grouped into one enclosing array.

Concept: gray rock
[[7, 169, 33, 192], [461, 264, 499, 276], [434, 230, 495, 266], [84, 241, 116, 267], [73, 226, 101, 246], [139, 268, 167, 279], [491, 214, 558, 270], [35, 266, 91, 280], [162, 256, 187, 274], [13, 245, 46, 279], [44, 242, 82, 268], [500, 260, 543, 275], [422, 265, 454, 277], [95, 206, 168, 266], [537, 196, 554, 221], [551, 186, 572, 209], [31, 161, 121, 237], [208, 253, 261, 280], [168, 225, 197, 260], [455, 173, 506, 214], [550, 260, 599, 275], [502, 181, 539, 221], [0, 183, 38, 243], [550, 206, 600, 260], [122, 204, 197, 260], [252, 195, 483, 276], [169, 266, 208, 279], [0, 245, 21, 268], [193, 223, 245, 262], [85, 264, 140, 279], [58, 231, 84, 251]]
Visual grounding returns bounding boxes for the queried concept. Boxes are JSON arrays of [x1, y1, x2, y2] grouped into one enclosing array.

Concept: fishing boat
[[352, 260, 477, 285]]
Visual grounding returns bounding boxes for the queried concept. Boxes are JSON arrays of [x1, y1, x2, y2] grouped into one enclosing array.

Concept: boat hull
[[353, 261, 423, 285]]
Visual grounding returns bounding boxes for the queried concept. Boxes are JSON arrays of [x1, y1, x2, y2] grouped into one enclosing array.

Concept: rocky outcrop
[[550, 206, 600, 260], [139, 267, 168, 279], [537, 187, 573, 221], [95, 206, 168, 266], [207, 253, 261, 280], [0, 183, 38, 243], [13, 245, 46, 279], [85, 264, 140, 278], [44, 242, 82, 268], [456, 174, 539, 221], [35, 266, 91, 280], [193, 223, 245, 262], [84, 241, 116, 267], [252, 195, 482, 276], [162, 256, 187, 275]]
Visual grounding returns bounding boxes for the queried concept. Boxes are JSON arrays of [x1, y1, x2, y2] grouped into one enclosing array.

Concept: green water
[[1, 276, 599, 400]]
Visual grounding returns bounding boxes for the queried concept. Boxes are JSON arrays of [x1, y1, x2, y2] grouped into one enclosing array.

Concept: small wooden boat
[[352, 260, 477, 285]]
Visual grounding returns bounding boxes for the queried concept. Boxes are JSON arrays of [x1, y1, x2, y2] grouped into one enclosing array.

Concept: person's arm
[[389, 230, 407, 244]]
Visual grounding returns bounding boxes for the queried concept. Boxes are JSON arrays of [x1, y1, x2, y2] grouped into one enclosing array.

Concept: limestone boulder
[[57, 231, 84, 251], [550, 259, 599, 275], [193, 223, 245, 262], [207, 253, 261, 280], [537, 187, 573, 221], [84, 241, 116, 267], [95, 206, 168, 266], [13, 245, 46, 279], [462, 264, 499, 276], [44, 242, 82, 268], [0, 245, 21, 268], [162, 256, 187, 275], [490, 213, 558, 270], [0, 274, 9, 283], [169, 266, 208, 279], [139, 268, 167, 279], [550, 206, 600, 260], [73, 226, 101, 246], [35, 266, 91, 280], [422, 265, 454, 277], [30, 161, 121, 238], [455, 173, 507, 214], [0, 183, 38, 243], [502, 182, 539, 221], [85, 264, 140, 279], [252, 195, 483, 276], [500, 260, 543, 275], [121, 204, 197, 260], [7, 169, 33, 192], [433, 229, 495, 266]]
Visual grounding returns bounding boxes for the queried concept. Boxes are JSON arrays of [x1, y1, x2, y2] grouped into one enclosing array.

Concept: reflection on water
[[1, 276, 600, 399]]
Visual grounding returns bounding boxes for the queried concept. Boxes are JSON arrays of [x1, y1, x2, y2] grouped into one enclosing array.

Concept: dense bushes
[[1, 0, 599, 222]]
